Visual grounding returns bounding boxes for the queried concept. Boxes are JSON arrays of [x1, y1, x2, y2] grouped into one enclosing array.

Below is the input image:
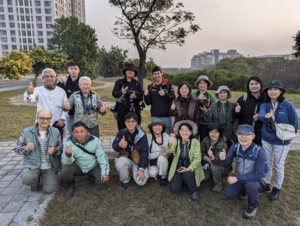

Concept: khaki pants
[[148, 155, 169, 178], [114, 156, 149, 186], [20, 168, 59, 194], [204, 163, 231, 184]]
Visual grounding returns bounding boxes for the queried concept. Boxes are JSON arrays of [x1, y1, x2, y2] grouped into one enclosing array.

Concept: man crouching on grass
[[61, 122, 110, 197], [219, 124, 268, 220]]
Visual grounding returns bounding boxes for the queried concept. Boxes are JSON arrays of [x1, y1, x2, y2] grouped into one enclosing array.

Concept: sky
[[86, 0, 300, 68]]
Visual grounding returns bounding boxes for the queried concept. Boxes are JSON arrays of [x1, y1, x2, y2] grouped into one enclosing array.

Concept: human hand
[[219, 149, 226, 161], [227, 176, 238, 185], [27, 82, 34, 94], [27, 139, 34, 151], [253, 112, 259, 121], [130, 90, 136, 99], [101, 175, 109, 183], [65, 145, 72, 155], [136, 170, 146, 182], [206, 158, 212, 164], [177, 167, 191, 173], [208, 146, 213, 158], [235, 103, 241, 113], [199, 105, 208, 112], [265, 109, 275, 119], [159, 87, 165, 96], [171, 101, 176, 110], [100, 103, 107, 113], [64, 99, 70, 110], [198, 91, 204, 100], [60, 73, 66, 84], [168, 133, 174, 146], [144, 86, 149, 96], [155, 134, 162, 145], [121, 86, 126, 95], [56, 119, 65, 127], [48, 143, 56, 155], [119, 136, 128, 149]]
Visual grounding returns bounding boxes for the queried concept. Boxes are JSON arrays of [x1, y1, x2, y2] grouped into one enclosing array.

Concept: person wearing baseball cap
[[219, 124, 268, 220]]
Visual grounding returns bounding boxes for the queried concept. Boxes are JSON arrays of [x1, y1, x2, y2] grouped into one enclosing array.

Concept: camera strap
[[80, 91, 94, 114], [149, 134, 164, 153], [71, 141, 95, 156]]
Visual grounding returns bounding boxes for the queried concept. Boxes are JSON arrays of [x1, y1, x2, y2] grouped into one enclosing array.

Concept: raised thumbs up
[[171, 101, 176, 110], [59, 73, 67, 84], [144, 86, 149, 96], [168, 133, 174, 145], [48, 143, 56, 155], [265, 109, 275, 119], [27, 82, 34, 94], [155, 134, 162, 145], [198, 90, 204, 100], [159, 87, 165, 96], [121, 86, 126, 94], [235, 103, 241, 113], [65, 145, 72, 155], [27, 139, 34, 151], [64, 99, 70, 110], [119, 135, 128, 149], [208, 146, 213, 157], [130, 90, 136, 99], [219, 149, 226, 161], [100, 103, 107, 113]]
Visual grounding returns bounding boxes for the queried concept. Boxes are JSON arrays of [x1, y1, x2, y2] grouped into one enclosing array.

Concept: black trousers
[[117, 111, 141, 131], [169, 171, 197, 193], [88, 125, 99, 138], [199, 124, 208, 142]]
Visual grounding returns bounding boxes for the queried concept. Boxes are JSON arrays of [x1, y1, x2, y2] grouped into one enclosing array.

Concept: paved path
[[1, 133, 300, 226], [0, 78, 43, 92]]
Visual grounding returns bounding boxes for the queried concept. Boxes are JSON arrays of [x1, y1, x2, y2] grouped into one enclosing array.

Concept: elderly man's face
[[36, 110, 52, 129], [79, 79, 91, 94], [72, 126, 88, 142], [237, 133, 255, 147], [42, 71, 56, 87]]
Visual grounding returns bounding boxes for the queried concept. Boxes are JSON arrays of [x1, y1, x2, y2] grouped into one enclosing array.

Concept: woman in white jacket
[[147, 119, 170, 187]]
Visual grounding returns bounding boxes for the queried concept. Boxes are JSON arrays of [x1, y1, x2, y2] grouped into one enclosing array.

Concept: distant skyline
[[86, 0, 300, 68]]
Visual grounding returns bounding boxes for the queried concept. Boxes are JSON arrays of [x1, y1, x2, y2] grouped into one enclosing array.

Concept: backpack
[[234, 143, 269, 178]]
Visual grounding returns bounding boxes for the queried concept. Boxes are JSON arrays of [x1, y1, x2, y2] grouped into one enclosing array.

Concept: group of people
[[14, 62, 298, 220]]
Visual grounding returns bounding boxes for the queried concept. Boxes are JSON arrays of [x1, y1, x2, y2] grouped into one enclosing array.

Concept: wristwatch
[[138, 168, 145, 171]]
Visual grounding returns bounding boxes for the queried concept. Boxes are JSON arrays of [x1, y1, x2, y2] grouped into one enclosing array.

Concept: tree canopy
[[292, 30, 300, 58], [48, 16, 100, 78], [109, 0, 200, 86]]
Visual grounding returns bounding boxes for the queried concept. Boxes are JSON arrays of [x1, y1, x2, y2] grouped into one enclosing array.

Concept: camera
[[150, 159, 158, 166], [266, 120, 276, 132], [177, 159, 189, 170], [198, 99, 209, 108]]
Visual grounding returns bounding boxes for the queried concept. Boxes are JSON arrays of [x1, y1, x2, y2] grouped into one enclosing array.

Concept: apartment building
[[0, 0, 85, 56]]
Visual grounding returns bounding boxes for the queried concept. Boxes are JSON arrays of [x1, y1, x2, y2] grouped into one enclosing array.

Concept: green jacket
[[23, 125, 60, 171], [61, 134, 110, 175], [204, 101, 238, 142], [191, 90, 216, 125], [166, 138, 204, 187], [201, 136, 230, 167]]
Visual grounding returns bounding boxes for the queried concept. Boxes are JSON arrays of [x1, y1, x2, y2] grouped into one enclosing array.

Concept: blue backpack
[[234, 144, 269, 178]]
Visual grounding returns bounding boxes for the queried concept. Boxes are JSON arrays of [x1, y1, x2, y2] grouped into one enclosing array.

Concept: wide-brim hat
[[173, 120, 198, 136], [215, 85, 232, 99], [263, 80, 285, 94], [148, 119, 167, 130], [194, 75, 213, 88], [122, 63, 138, 76]]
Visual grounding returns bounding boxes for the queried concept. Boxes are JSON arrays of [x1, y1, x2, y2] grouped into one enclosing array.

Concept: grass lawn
[[91, 82, 105, 87], [40, 151, 300, 225]]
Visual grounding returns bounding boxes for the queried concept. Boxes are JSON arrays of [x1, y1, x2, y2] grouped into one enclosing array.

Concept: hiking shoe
[[88, 176, 95, 187], [238, 194, 248, 201], [243, 203, 259, 220], [160, 178, 167, 187], [269, 187, 280, 201], [259, 184, 271, 195], [212, 182, 223, 192], [191, 191, 199, 201], [121, 182, 130, 189], [64, 186, 75, 197], [31, 178, 40, 192]]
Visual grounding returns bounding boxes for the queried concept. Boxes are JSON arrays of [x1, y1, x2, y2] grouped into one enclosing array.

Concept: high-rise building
[[191, 49, 243, 71], [0, 0, 85, 56]]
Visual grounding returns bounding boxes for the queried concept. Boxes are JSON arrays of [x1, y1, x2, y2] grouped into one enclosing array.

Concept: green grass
[[40, 152, 300, 225], [26, 215, 34, 222], [91, 82, 105, 87]]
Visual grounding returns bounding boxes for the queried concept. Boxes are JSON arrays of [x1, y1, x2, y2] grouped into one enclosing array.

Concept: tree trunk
[[138, 52, 146, 88], [33, 73, 39, 87]]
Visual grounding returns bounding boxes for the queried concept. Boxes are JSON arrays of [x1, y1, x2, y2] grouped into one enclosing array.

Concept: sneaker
[[238, 194, 248, 201], [121, 182, 130, 189], [212, 182, 223, 192], [160, 178, 167, 187], [243, 203, 259, 220], [259, 184, 271, 195], [31, 178, 40, 192], [269, 187, 280, 201], [64, 186, 75, 197], [191, 191, 199, 201]]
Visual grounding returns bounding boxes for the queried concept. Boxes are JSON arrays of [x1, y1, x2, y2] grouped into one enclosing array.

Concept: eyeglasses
[[179, 129, 191, 133], [37, 117, 52, 121], [43, 76, 56, 79], [125, 120, 137, 124], [73, 130, 86, 135]]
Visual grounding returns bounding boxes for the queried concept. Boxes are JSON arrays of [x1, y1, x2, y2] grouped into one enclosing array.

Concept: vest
[[73, 91, 99, 128], [24, 125, 59, 171], [175, 98, 197, 121]]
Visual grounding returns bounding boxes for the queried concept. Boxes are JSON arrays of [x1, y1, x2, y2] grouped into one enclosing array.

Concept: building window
[[46, 24, 51, 29], [37, 31, 43, 36], [21, 23, 25, 28], [46, 31, 52, 36], [20, 15, 25, 21], [26, 23, 31, 28], [0, 22, 5, 27], [37, 23, 42, 28], [38, 38, 43, 43], [8, 7, 13, 12], [9, 22, 14, 28], [10, 30, 15, 36], [11, 37, 16, 42], [25, 8, 32, 13], [1, 37, 7, 42], [44, 1, 50, 7], [0, 7, 4, 12], [28, 38, 32, 43], [0, 15, 4, 20], [55, 3, 57, 9], [26, 16, 31, 21], [46, 16, 51, 22], [0, 0, 3, 5], [35, 1, 40, 6], [2, 45, 8, 50], [29, 46, 32, 50], [12, 45, 17, 50], [7, 0, 13, 5], [24, 0, 28, 6], [0, 30, 6, 35], [23, 46, 28, 50], [36, 16, 42, 21], [36, 8, 41, 14], [45, 9, 51, 14], [9, 15, 14, 20]]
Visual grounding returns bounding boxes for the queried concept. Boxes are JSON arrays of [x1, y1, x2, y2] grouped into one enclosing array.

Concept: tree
[[96, 46, 128, 77], [109, 0, 200, 86], [126, 57, 157, 78], [0, 50, 32, 80], [48, 16, 100, 78], [25, 44, 69, 82], [292, 30, 300, 58]]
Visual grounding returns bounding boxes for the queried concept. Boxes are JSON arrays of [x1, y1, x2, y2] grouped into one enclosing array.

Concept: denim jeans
[[65, 115, 74, 141], [151, 116, 172, 135]]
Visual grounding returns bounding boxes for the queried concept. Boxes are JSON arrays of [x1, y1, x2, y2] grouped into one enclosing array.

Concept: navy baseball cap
[[236, 124, 254, 134]]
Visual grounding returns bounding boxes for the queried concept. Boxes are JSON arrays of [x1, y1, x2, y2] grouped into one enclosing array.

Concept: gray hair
[[42, 68, 56, 77], [37, 110, 52, 117], [79, 76, 92, 84]]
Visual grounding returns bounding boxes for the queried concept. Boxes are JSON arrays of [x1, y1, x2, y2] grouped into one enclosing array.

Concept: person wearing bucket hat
[[204, 85, 238, 148], [259, 80, 298, 201], [233, 76, 266, 146], [112, 64, 144, 130], [147, 119, 170, 187], [219, 124, 268, 220], [166, 120, 204, 201], [191, 75, 216, 142], [169, 81, 200, 133], [144, 66, 175, 135]]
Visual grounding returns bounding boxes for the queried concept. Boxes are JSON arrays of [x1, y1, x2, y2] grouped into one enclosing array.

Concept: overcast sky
[[86, 0, 300, 68]]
